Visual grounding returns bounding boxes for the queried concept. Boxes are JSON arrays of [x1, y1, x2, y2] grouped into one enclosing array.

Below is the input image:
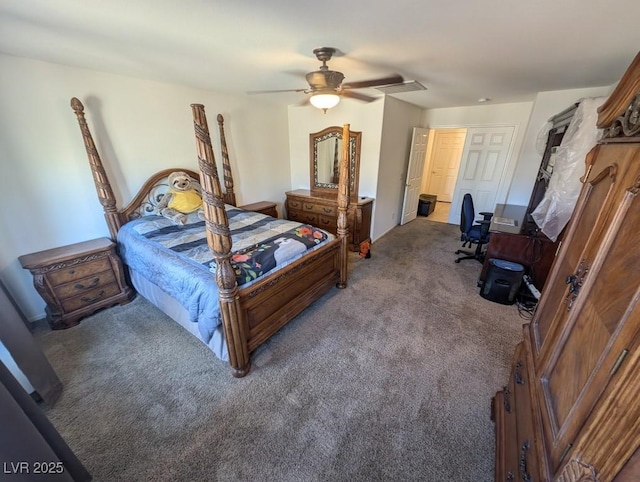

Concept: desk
[[488, 203, 527, 235], [479, 204, 559, 291]]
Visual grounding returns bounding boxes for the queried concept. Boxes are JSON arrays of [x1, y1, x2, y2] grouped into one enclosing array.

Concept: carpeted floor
[[37, 218, 524, 482]]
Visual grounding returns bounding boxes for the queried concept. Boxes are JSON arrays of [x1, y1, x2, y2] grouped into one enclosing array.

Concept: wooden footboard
[[241, 239, 341, 351]]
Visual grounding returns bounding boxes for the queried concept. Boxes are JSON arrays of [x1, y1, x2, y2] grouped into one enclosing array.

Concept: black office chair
[[455, 193, 493, 263]]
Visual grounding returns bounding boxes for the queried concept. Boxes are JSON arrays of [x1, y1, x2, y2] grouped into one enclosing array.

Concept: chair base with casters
[[455, 240, 487, 263], [455, 193, 493, 263]]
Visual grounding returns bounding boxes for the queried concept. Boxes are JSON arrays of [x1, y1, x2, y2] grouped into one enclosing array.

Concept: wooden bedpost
[[191, 104, 250, 378], [217, 114, 237, 206], [70, 97, 121, 240], [336, 123, 351, 289]]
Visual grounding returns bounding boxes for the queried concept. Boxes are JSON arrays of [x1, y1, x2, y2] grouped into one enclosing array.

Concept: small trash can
[[480, 259, 525, 305], [417, 194, 437, 217]]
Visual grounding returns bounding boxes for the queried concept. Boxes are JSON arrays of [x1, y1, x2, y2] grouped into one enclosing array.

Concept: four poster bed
[[70, 98, 351, 377]]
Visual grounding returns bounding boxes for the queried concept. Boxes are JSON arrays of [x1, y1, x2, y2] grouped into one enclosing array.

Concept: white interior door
[[401, 127, 430, 225], [447, 126, 515, 224], [426, 129, 466, 202]]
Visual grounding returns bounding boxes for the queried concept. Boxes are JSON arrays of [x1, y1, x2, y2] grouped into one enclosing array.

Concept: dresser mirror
[[310, 126, 361, 199]]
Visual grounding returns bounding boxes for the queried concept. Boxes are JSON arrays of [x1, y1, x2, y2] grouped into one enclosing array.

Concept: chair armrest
[[478, 219, 492, 238], [479, 211, 493, 221]]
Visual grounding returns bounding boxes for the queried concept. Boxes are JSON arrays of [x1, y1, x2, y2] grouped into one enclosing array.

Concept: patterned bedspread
[[117, 206, 334, 360]]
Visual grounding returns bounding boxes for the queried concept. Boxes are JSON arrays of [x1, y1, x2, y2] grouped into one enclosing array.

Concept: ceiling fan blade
[[341, 90, 377, 103], [247, 88, 307, 94], [342, 74, 404, 90]]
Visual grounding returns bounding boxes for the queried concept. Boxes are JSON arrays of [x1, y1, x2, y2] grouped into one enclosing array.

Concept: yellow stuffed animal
[[155, 171, 205, 225]]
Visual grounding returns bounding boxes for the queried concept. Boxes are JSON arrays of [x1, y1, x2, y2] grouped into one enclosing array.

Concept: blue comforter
[[117, 206, 333, 360]]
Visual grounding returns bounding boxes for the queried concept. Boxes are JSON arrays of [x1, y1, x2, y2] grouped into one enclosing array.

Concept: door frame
[[422, 123, 520, 222]]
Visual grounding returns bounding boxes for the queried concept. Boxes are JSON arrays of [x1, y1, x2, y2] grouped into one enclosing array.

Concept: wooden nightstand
[[19, 238, 134, 330], [238, 200, 278, 218]]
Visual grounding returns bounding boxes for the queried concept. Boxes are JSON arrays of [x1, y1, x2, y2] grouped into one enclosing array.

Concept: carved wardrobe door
[[493, 51, 640, 482], [531, 140, 640, 476]]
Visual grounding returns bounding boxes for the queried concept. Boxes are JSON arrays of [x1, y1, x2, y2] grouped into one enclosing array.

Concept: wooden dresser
[[19, 238, 134, 330], [285, 189, 373, 252], [492, 51, 640, 481]]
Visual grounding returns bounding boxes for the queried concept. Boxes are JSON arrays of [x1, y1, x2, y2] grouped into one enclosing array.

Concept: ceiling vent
[[375, 80, 427, 94]]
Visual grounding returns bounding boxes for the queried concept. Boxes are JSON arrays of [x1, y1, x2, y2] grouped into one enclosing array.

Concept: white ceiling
[[1, 0, 639, 109]]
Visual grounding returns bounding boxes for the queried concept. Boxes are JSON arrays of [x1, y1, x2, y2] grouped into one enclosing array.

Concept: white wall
[[375, 97, 424, 240], [506, 86, 612, 205], [422, 102, 534, 206], [0, 54, 289, 321]]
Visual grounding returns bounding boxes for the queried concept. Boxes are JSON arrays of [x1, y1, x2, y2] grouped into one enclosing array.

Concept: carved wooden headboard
[[70, 98, 236, 239]]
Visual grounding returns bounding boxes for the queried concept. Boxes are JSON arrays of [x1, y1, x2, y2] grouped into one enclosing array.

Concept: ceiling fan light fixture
[[309, 92, 340, 112]]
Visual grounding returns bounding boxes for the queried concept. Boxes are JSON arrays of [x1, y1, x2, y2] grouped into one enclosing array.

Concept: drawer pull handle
[[81, 290, 105, 304], [519, 441, 531, 482], [68, 269, 75, 275], [322, 207, 333, 213], [75, 277, 100, 290], [514, 362, 525, 385]]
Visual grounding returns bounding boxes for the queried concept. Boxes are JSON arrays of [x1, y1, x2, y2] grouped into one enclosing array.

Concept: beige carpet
[[37, 218, 523, 482]]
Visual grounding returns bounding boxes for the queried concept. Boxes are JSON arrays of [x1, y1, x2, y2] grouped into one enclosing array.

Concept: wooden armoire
[[493, 52, 640, 481]]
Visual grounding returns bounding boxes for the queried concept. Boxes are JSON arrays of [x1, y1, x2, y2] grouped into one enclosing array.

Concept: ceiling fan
[[248, 47, 405, 112]]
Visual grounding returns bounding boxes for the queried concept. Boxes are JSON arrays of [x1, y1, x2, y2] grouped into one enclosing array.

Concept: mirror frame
[[310, 126, 361, 200]]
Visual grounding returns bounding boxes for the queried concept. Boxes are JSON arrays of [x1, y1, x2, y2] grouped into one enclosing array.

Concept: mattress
[[117, 206, 334, 359]]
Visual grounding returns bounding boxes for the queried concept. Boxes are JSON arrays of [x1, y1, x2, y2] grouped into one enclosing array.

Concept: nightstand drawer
[[53, 269, 116, 300], [47, 257, 112, 286], [61, 282, 122, 313]]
